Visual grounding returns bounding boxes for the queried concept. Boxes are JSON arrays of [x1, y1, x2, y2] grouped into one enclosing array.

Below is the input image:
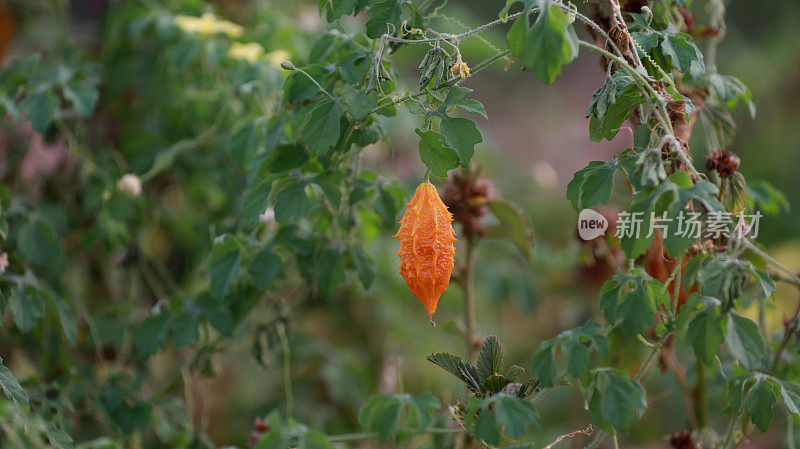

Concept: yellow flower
[[451, 54, 470, 79], [173, 12, 243, 38], [228, 42, 265, 62], [452, 61, 470, 79], [264, 49, 291, 69]]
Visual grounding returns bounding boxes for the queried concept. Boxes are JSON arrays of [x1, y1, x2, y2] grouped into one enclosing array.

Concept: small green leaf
[[134, 312, 170, 358], [207, 236, 242, 298], [726, 313, 766, 370], [19, 89, 58, 134], [0, 356, 29, 414], [477, 335, 504, 382], [17, 219, 62, 268], [342, 85, 378, 121], [487, 199, 535, 262], [493, 394, 541, 438], [746, 377, 779, 432], [591, 369, 646, 431], [314, 247, 345, 297], [63, 82, 98, 117], [251, 246, 283, 290], [274, 181, 310, 221], [439, 115, 482, 166], [427, 352, 482, 393], [303, 100, 344, 154], [530, 340, 556, 387], [241, 178, 272, 228], [685, 299, 725, 365], [351, 245, 376, 289], [441, 86, 488, 119], [522, 0, 579, 83], [416, 129, 459, 177]]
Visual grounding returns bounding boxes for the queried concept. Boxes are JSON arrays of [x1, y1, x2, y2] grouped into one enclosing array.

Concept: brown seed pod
[[395, 182, 457, 321]]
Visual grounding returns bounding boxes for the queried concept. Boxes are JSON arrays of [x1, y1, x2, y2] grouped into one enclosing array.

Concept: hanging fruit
[[395, 182, 457, 322]]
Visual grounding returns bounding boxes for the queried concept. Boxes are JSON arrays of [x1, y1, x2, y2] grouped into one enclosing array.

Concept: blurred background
[[1, 0, 799, 447]]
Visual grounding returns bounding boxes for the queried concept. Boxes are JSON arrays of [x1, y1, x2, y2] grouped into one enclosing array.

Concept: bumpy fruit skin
[[395, 182, 457, 319]]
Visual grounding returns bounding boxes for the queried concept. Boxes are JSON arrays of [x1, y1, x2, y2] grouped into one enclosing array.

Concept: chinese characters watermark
[[578, 209, 763, 241]]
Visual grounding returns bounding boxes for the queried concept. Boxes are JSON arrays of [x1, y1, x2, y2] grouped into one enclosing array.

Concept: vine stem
[[327, 427, 467, 443], [463, 234, 478, 363]]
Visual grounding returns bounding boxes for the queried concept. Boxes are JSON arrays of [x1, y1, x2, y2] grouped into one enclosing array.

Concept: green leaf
[[251, 246, 283, 290], [474, 404, 500, 445], [426, 352, 483, 393], [0, 356, 29, 413], [133, 312, 170, 358], [63, 82, 98, 117], [440, 86, 488, 119], [566, 151, 633, 211], [314, 247, 345, 297], [17, 219, 62, 268], [284, 65, 333, 104], [588, 73, 644, 142], [726, 313, 766, 370], [493, 394, 541, 438], [439, 115, 482, 166], [319, 0, 356, 22], [170, 310, 199, 349], [19, 89, 58, 133], [351, 244, 376, 289], [241, 178, 272, 228], [303, 100, 344, 154], [746, 376, 779, 432], [530, 340, 556, 387], [658, 34, 703, 73], [591, 369, 646, 431], [274, 181, 310, 221], [358, 394, 440, 442], [486, 199, 535, 263], [45, 427, 73, 449], [685, 298, 725, 365], [477, 335, 504, 382], [416, 129, 459, 177], [49, 295, 78, 346], [599, 270, 655, 336], [207, 236, 242, 298], [8, 286, 44, 333], [521, 0, 579, 83], [342, 85, 378, 121], [482, 374, 513, 395], [746, 180, 788, 215], [267, 144, 310, 173], [780, 381, 800, 424], [365, 0, 403, 39]]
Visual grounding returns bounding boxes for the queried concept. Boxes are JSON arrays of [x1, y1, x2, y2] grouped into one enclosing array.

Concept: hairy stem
[[694, 361, 708, 428]]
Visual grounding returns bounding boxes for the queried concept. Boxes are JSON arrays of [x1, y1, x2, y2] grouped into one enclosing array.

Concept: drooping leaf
[[0, 356, 29, 414], [726, 312, 766, 370], [416, 129, 459, 177], [302, 100, 343, 154], [590, 369, 647, 432], [487, 199, 534, 262]]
